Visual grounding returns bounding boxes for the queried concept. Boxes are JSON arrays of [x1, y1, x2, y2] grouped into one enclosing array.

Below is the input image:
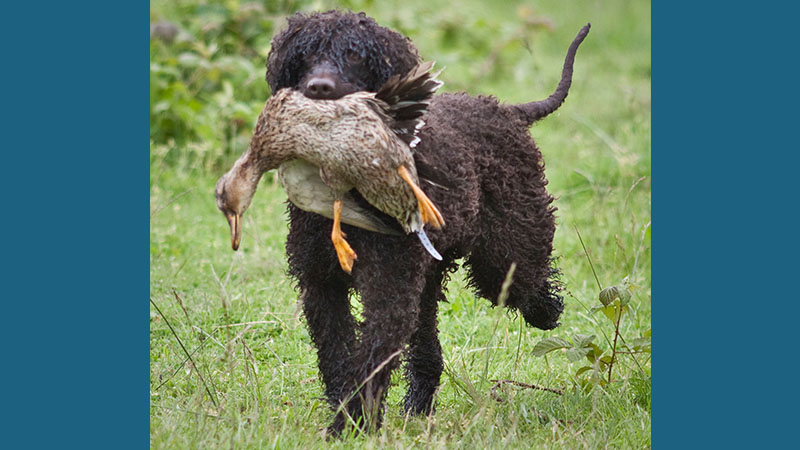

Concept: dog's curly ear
[[359, 27, 421, 90], [266, 12, 318, 91]]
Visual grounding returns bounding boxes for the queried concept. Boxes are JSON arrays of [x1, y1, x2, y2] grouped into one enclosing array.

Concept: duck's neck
[[225, 151, 266, 212], [234, 151, 266, 185]]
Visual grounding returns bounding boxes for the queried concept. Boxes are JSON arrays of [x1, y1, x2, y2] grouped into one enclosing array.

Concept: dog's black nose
[[305, 77, 337, 99]]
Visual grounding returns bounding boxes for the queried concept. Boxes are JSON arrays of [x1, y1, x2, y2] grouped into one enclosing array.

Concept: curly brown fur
[[267, 10, 419, 98], [266, 10, 589, 434]]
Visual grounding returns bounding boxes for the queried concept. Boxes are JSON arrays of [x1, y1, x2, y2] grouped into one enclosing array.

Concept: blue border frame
[[2, 0, 797, 448], [653, 1, 797, 447], [2, 2, 148, 448]]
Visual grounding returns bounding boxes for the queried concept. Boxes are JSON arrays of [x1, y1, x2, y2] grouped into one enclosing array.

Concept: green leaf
[[575, 366, 593, 377], [531, 337, 572, 356], [628, 337, 651, 352], [599, 286, 619, 306], [600, 279, 634, 307], [566, 347, 591, 362], [572, 334, 595, 349], [617, 292, 632, 307], [619, 276, 634, 305], [596, 304, 619, 323], [586, 343, 606, 362]]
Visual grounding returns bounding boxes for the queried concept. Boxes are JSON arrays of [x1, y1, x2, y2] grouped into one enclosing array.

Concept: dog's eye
[[346, 50, 363, 64]]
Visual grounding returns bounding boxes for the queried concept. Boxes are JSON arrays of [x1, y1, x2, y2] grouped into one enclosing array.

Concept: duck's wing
[[278, 160, 403, 236], [366, 61, 443, 149]]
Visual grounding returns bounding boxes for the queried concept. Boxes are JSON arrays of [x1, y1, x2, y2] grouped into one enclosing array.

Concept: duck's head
[[214, 89, 301, 251], [215, 157, 261, 251]]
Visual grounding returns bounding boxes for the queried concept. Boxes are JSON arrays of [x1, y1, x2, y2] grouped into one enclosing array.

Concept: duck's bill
[[226, 213, 242, 250]]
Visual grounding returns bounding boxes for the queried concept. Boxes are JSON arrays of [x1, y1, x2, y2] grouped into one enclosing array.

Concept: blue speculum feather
[[416, 229, 442, 260]]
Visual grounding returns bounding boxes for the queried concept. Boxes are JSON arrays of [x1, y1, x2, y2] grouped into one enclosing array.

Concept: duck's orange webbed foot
[[331, 199, 357, 273], [397, 166, 445, 229]]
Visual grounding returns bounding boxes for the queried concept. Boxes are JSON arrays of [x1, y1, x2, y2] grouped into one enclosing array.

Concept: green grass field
[[150, 0, 651, 447]]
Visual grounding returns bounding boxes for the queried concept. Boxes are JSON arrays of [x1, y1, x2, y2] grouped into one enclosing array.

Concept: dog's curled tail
[[510, 23, 590, 126]]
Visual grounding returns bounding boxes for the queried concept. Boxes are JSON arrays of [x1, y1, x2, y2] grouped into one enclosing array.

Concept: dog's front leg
[[286, 207, 357, 409], [329, 237, 432, 435]]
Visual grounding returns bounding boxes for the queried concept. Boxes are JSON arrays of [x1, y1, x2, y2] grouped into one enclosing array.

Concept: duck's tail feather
[[368, 60, 443, 148]]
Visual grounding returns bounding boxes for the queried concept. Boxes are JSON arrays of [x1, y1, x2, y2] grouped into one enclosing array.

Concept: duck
[[215, 61, 445, 273], [276, 158, 404, 236]]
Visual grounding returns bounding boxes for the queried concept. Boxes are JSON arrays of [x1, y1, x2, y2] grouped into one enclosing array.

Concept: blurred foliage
[[149, 0, 600, 171], [150, 0, 317, 169]]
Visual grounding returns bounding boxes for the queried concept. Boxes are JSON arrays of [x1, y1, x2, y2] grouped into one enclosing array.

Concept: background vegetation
[[150, 0, 651, 447]]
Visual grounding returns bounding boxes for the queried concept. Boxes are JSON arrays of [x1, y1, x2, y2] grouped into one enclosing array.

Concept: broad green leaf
[[531, 337, 572, 356], [573, 334, 596, 349], [596, 304, 619, 323], [600, 280, 634, 306], [599, 286, 619, 306], [566, 347, 591, 362], [586, 343, 605, 362], [619, 287, 632, 306]]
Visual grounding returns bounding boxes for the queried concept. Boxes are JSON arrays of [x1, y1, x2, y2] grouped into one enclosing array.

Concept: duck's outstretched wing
[[366, 60, 443, 149]]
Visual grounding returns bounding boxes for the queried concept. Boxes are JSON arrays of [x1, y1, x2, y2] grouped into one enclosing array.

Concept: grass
[[150, 0, 650, 447]]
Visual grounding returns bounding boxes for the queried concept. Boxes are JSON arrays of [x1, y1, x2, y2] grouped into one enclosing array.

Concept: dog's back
[[412, 92, 563, 329]]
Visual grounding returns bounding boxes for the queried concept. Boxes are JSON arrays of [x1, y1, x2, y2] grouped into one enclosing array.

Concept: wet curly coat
[[264, 10, 589, 433]]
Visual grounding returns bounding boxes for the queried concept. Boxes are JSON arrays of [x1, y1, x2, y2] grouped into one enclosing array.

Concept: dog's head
[[266, 10, 420, 100]]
